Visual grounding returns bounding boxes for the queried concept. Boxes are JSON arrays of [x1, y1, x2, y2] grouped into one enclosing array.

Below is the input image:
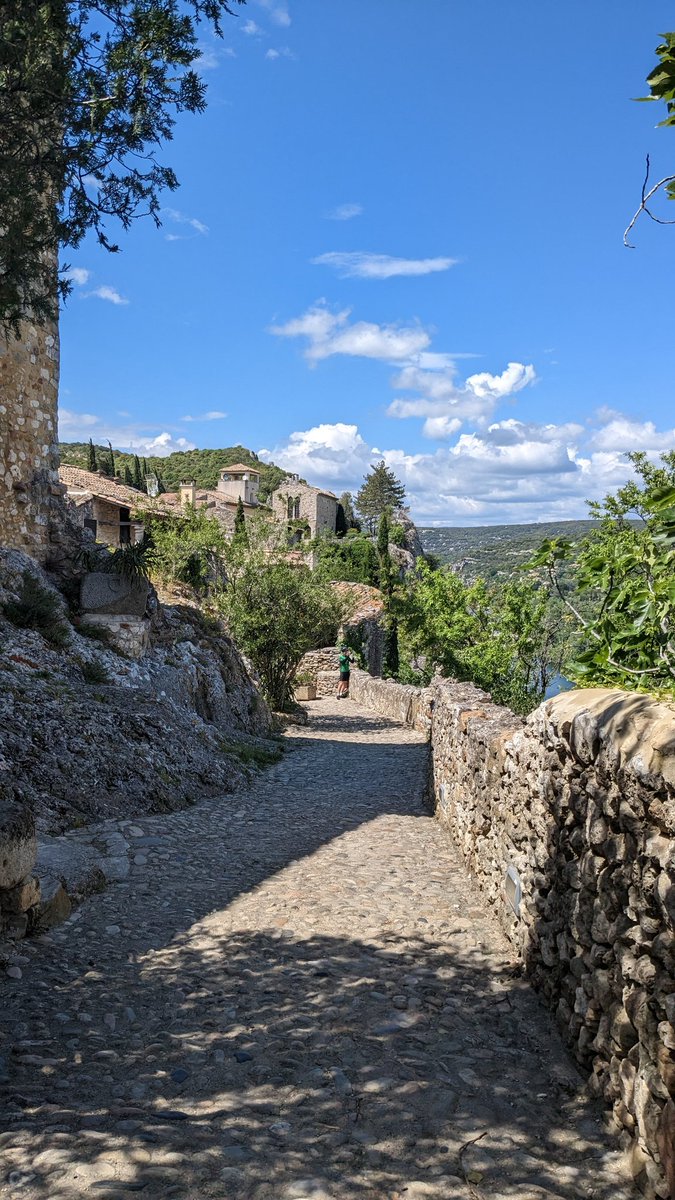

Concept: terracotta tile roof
[[59, 465, 147, 508], [219, 463, 261, 476]]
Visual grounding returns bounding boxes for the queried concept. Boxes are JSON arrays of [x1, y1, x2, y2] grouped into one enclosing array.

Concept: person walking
[[337, 644, 354, 698]]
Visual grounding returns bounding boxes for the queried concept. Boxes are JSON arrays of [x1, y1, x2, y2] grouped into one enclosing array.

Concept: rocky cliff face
[[0, 549, 272, 836]]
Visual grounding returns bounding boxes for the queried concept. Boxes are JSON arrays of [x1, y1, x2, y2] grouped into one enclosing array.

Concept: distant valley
[[418, 520, 599, 582]]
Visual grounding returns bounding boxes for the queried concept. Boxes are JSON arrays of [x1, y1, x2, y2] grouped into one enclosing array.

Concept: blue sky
[[59, 0, 675, 525]]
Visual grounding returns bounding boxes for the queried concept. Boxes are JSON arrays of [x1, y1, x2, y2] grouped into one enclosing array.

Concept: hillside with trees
[[59, 442, 288, 503]]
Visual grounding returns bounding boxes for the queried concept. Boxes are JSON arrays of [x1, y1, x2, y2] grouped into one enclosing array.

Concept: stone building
[[0, 319, 61, 563], [59, 466, 148, 546], [270, 475, 338, 542], [164, 464, 263, 536]]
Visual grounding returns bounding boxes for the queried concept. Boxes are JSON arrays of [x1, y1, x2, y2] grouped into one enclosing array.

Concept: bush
[[390, 522, 407, 548], [80, 659, 111, 685], [2, 573, 70, 648], [77, 621, 113, 644], [220, 551, 345, 711], [315, 534, 380, 585]]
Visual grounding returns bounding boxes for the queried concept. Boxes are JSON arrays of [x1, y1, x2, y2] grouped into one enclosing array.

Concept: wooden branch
[[624, 154, 675, 247]]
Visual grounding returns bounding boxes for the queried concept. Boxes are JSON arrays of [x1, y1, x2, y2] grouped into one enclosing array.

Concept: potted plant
[[294, 670, 317, 701]]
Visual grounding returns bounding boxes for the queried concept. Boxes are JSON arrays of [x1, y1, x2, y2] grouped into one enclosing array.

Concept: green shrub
[[80, 659, 111, 685], [219, 739, 283, 768], [2, 573, 70, 648], [77, 621, 113, 644], [390, 522, 407, 548]]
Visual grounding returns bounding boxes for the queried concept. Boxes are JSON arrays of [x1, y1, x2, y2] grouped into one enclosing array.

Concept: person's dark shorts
[[339, 671, 350, 682]]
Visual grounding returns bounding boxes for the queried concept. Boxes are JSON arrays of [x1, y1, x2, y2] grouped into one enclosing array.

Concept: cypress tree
[[233, 497, 248, 547], [87, 438, 98, 472], [132, 454, 143, 490], [107, 441, 116, 476], [377, 510, 394, 595], [123, 464, 133, 487]]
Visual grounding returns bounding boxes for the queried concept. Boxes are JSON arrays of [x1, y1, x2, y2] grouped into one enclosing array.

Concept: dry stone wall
[[349, 670, 675, 1199], [0, 320, 61, 562], [349, 668, 433, 734]]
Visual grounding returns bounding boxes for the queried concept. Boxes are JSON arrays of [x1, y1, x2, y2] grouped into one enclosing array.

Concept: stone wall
[[0, 802, 70, 943], [348, 671, 675, 1199], [0, 319, 61, 562], [349, 668, 433, 735]]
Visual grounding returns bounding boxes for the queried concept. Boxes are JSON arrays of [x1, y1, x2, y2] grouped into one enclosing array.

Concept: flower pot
[[295, 684, 317, 701]]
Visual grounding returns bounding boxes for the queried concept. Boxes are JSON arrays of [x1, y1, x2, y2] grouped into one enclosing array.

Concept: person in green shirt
[[337, 644, 353, 699]]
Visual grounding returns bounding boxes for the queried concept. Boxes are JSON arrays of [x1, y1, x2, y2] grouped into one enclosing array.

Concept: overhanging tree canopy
[[0, 0, 244, 330]]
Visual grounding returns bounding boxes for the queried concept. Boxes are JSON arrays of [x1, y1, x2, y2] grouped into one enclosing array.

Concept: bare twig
[[624, 154, 675, 247]]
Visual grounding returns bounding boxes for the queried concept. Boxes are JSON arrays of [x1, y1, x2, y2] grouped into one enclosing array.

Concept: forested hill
[[58, 443, 288, 503], [419, 520, 600, 582]]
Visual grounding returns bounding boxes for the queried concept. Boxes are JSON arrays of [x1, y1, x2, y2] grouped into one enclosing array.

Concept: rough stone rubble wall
[[349, 668, 433, 735], [349, 671, 675, 1200], [0, 321, 61, 563]]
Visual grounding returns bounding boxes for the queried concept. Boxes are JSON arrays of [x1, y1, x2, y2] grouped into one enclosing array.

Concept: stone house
[[59, 466, 148, 546], [163, 464, 263, 535], [270, 475, 338, 543]]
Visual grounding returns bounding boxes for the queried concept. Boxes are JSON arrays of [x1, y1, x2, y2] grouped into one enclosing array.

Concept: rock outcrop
[[0, 549, 272, 836]]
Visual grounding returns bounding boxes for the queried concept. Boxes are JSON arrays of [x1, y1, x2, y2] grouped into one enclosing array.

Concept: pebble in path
[[0, 698, 636, 1200]]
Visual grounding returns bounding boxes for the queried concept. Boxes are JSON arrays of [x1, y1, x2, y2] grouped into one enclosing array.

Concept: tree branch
[[624, 154, 675, 247]]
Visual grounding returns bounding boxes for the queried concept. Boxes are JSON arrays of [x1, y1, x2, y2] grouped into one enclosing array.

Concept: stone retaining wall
[[0, 803, 70, 943], [349, 668, 433, 735], [351, 672, 675, 1199]]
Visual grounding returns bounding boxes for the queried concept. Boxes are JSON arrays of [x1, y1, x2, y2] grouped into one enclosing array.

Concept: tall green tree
[[123, 464, 133, 487], [0, 0, 244, 331], [232, 496, 248, 548], [527, 452, 675, 694], [220, 519, 345, 710], [338, 491, 360, 532], [87, 438, 97, 472], [132, 454, 143, 491], [356, 461, 406, 534]]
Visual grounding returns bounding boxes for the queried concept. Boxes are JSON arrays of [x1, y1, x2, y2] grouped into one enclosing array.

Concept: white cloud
[[259, 414, 675, 525], [589, 416, 675, 453], [266, 48, 279, 59], [58, 409, 196, 457], [260, 423, 372, 484], [242, 19, 262, 34], [255, 0, 291, 24], [64, 267, 91, 286], [270, 302, 430, 364], [388, 359, 537, 432], [265, 46, 293, 59], [85, 285, 129, 306], [325, 203, 363, 221], [197, 43, 236, 68], [181, 411, 228, 422], [163, 207, 209, 241], [312, 251, 457, 279]]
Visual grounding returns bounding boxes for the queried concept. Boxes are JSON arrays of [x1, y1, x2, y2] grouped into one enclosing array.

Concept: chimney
[[180, 480, 197, 507]]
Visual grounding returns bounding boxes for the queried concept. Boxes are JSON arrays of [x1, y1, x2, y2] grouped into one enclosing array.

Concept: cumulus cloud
[[64, 267, 91, 286], [265, 46, 293, 59], [259, 414, 675, 525], [85, 285, 129, 306], [242, 19, 262, 34], [388, 359, 537, 432], [270, 302, 430, 364], [259, 423, 372, 484], [589, 416, 675, 452], [325, 203, 363, 221], [181, 411, 228, 422], [58, 408, 196, 457], [312, 251, 457, 279]]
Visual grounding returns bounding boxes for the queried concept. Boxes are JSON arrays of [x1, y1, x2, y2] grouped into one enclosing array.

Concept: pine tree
[[87, 438, 98, 473], [132, 455, 143, 491], [356, 462, 406, 534], [233, 497, 249, 548]]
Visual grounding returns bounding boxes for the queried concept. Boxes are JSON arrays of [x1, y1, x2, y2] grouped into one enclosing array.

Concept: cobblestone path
[[1, 700, 635, 1200]]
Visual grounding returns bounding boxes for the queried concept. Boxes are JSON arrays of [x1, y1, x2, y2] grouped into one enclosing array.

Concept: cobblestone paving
[[0, 700, 635, 1200]]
